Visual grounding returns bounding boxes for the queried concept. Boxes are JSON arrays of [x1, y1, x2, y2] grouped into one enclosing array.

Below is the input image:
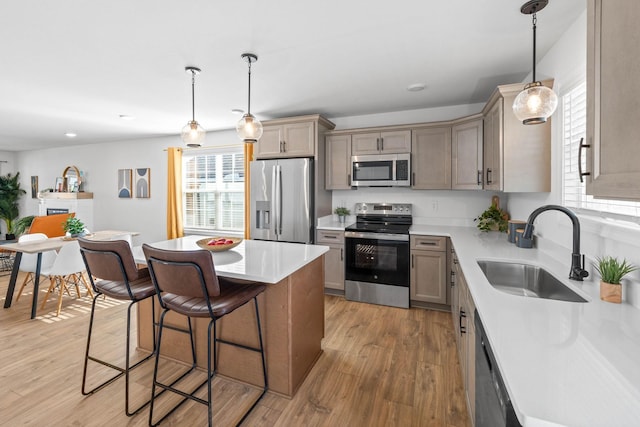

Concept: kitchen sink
[[477, 260, 587, 303]]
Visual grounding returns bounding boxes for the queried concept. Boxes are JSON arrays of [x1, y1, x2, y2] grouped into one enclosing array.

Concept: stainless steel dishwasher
[[475, 311, 522, 427]]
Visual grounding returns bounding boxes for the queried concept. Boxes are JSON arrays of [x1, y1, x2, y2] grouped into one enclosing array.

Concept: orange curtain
[[166, 147, 184, 239], [244, 143, 253, 239]]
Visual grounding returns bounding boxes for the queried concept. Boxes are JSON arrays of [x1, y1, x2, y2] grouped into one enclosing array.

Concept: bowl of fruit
[[196, 236, 243, 252]]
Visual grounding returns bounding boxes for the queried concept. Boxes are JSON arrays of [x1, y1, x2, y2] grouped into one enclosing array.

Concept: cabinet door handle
[[348, 174, 351, 187], [380, 137, 384, 151], [477, 170, 482, 186], [459, 309, 466, 334], [486, 168, 492, 185], [412, 172, 415, 186], [279, 141, 283, 152], [411, 254, 414, 268], [376, 137, 381, 151], [340, 248, 343, 261], [578, 137, 591, 183], [450, 270, 456, 287], [283, 140, 286, 152]]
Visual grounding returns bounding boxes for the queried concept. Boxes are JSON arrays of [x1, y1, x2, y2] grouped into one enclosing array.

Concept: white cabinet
[[316, 230, 344, 291], [325, 134, 352, 190], [351, 130, 411, 155], [452, 118, 483, 190], [410, 235, 448, 305], [411, 127, 452, 189], [586, 0, 640, 200], [481, 81, 551, 192]]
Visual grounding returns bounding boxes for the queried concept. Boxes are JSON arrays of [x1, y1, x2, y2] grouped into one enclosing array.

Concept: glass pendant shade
[[513, 81, 558, 125], [181, 120, 206, 147], [236, 113, 263, 143]]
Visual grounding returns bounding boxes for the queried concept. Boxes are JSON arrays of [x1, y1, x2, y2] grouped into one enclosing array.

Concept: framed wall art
[[31, 176, 38, 198], [118, 169, 133, 198], [135, 168, 150, 198]]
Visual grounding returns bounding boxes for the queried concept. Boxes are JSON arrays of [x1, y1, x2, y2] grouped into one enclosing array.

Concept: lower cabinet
[[410, 235, 448, 305], [316, 230, 345, 291], [451, 248, 476, 425]]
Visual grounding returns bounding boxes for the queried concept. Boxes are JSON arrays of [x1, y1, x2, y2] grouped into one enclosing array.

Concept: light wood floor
[[0, 271, 470, 426]]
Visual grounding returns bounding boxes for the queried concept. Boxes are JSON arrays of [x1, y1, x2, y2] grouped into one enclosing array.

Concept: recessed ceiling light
[[64, 133, 77, 138], [407, 83, 426, 92], [231, 109, 244, 115], [119, 114, 135, 120]]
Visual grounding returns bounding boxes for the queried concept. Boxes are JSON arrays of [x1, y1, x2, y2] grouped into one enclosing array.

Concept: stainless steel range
[[344, 202, 412, 308]]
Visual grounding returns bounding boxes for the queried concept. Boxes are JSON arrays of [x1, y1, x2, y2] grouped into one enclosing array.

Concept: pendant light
[[512, 0, 558, 125], [236, 53, 263, 143], [181, 66, 206, 147]]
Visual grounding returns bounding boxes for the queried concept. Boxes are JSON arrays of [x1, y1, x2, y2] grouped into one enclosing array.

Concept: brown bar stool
[[78, 237, 157, 416], [142, 244, 268, 427]]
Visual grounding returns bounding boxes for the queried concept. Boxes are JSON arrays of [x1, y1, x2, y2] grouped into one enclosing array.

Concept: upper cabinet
[[586, 0, 640, 200], [255, 115, 335, 160], [326, 134, 352, 190], [451, 117, 483, 190], [481, 81, 552, 192], [411, 126, 452, 189], [351, 130, 411, 155]]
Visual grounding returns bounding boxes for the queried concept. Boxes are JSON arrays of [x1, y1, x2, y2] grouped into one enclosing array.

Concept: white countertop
[[411, 225, 640, 427], [134, 236, 329, 284]]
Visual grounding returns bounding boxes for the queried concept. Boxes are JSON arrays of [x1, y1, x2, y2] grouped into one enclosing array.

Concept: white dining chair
[[15, 233, 58, 302], [39, 240, 94, 316]]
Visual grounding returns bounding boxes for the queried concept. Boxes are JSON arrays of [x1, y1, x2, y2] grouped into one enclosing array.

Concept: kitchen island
[[133, 236, 328, 398], [411, 225, 640, 427]]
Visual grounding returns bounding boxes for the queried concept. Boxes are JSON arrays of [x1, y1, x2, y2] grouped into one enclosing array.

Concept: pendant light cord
[[532, 12, 537, 83], [191, 71, 196, 122], [247, 59, 252, 116]]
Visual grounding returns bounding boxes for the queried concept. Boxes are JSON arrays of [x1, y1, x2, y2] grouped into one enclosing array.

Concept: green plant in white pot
[[595, 256, 637, 303], [63, 217, 86, 237]]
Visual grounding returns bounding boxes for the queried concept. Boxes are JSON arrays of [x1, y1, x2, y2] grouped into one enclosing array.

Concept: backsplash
[[332, 188, 503, 227]]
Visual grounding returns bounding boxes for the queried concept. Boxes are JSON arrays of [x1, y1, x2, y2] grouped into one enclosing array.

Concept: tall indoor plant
[[0, 172, 27, 240]]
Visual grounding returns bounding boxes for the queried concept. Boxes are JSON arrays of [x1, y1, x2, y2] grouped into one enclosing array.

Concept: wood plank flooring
[[0, 272, 470, 426]]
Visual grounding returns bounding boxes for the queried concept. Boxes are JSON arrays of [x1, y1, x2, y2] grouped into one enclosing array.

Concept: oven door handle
[[344, 231, 409, 241]]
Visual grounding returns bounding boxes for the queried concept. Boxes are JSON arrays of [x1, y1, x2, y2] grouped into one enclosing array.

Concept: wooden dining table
[[2, 230, 138, 319]]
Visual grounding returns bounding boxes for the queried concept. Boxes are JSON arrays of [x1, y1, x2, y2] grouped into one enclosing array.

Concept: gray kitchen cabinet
[[325, 134, 352, 190], [451, 117, 483, 190], [316, 230, 345, 291], [351, 130, 411, 155], [483, 99, 502, 191], [451, 253, 476, 424], [255, 115, 335, 160], [481, 81, 552, 192], [410, 235, 448, 305], [411, 126, 452, 189], [586, 0, 640, 200]]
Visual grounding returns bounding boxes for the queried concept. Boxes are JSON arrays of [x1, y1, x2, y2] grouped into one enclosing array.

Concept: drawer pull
[[419, 241, 437, 246]]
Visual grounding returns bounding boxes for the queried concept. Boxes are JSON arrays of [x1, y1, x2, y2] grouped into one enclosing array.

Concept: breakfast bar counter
[[133, 236, 329, 398]]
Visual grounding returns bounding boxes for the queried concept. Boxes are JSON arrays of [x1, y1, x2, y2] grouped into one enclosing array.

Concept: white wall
[[507, 11, 640, 307], [15, 129, 241, 243]]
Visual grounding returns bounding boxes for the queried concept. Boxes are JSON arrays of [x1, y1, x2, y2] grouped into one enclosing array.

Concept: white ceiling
[[0, 0, 585, 152]]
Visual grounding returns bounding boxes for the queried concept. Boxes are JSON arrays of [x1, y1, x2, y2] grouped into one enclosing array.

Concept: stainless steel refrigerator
[[250, 158, 314, 244]]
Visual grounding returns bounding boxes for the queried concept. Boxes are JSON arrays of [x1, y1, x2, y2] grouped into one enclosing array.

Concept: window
[[183, 148, 244, 233], [562, 82, 640, 218]]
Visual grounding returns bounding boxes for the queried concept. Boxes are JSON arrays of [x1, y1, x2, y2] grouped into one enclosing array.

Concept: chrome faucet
[[522, 205, 589, 281]]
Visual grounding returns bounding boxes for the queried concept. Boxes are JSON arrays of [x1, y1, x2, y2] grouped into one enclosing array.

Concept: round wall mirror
[[62, 165, 81, 192]]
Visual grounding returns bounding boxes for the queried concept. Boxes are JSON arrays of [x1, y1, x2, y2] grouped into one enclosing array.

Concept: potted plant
[[474, 203, 509, 232], [63, 216, 86, 237], [0, 172, 27, 240], [595, 256, 637, 303], [334, 207, 350, 224]]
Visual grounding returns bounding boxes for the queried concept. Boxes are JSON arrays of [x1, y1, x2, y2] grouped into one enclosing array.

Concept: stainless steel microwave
[[350, 153, 411, 187]]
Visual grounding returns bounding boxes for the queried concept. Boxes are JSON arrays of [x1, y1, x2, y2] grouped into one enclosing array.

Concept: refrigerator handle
[[277, 165, 283, 235], [271, 165, 278, 237]]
